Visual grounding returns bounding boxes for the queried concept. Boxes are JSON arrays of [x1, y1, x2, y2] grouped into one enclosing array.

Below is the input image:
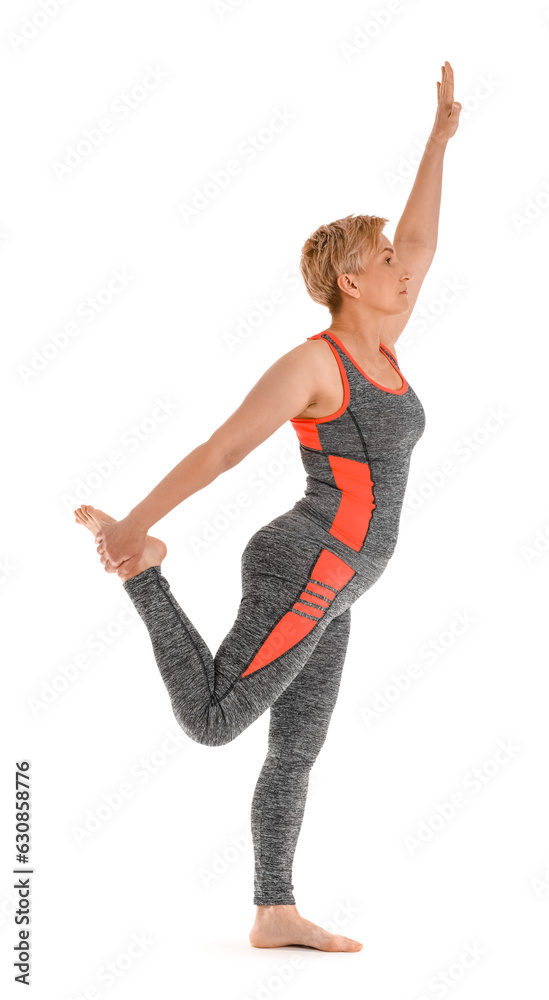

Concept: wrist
[[427, 133, 448, 150], [126, 507, 150, 534]]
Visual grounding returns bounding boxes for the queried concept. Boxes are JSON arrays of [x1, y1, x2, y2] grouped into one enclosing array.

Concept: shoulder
[[263, 339, 333, 395], [280, 337, 336, 372], [302, 335, 340, 365]]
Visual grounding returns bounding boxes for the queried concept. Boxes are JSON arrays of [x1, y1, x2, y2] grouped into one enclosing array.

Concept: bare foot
[[74, 504, 167, 581], [249, 904, 362, 952]]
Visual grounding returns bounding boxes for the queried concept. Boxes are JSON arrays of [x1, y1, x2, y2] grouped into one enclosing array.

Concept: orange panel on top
[[290, 418, 322, 450], [327, 455, 375, 551]]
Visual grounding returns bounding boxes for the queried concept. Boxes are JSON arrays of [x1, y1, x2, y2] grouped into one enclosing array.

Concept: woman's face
[[338, 239, 412, 317]]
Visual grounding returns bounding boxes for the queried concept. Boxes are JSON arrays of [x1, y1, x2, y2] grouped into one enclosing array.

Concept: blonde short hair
[[299, 213, 390, 315]]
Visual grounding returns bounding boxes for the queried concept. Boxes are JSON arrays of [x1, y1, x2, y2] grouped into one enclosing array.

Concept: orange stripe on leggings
[[310, 547, 356, 591], [241, 612, 318, 677], [298, 591, 331, 608], [293, 601, 324, 618], [305, 583, 335, 601], [241, 548, 355, 677]]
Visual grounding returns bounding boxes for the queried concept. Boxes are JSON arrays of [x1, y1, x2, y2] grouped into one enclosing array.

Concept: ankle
[[118, 559, 149, 583], [255, 903, 297, 918]]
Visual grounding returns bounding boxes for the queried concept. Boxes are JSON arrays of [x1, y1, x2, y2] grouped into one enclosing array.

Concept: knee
[[174, 716, 234, 748], [172, 708, 236, 748], [195, 728, 235, 748], [171, 696, 237, 748]]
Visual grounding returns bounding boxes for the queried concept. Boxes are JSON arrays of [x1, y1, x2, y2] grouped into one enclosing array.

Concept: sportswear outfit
[[123, 330, 426, 904]]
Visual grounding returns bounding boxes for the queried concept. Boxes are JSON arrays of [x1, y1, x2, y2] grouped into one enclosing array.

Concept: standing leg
[[251, 607, 352, 905]]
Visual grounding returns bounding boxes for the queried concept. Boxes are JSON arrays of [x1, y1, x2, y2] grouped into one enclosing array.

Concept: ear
[[336, 273, 360, 299]]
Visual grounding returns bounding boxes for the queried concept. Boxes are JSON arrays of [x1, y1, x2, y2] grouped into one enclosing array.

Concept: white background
[[2, 0, 549, 996]]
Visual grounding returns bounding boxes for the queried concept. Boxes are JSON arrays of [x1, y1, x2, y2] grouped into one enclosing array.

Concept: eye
[[385, 256, 393, 264]]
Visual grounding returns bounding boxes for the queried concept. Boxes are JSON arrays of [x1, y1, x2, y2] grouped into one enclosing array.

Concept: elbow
[[203, 435, 239, 473]]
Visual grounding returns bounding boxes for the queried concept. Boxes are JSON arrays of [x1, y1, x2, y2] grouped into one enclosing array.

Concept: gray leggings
[[122, 511, 388, 905]]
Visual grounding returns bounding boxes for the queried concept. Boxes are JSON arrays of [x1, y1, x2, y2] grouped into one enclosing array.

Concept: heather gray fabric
[[249, 604, 351, 904], [289, 331, 427, 563], [122, 330, 426, 905]]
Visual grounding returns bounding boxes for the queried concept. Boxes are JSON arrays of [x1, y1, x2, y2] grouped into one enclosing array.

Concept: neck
[[326, 312, 386, 358]]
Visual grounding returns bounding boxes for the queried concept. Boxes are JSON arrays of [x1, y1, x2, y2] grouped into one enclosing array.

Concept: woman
[[75, 62, 461, 952]]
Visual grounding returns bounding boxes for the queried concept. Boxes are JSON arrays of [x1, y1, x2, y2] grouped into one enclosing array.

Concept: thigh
[[212, 521, 360, 714], [266, 607, 352, 764]]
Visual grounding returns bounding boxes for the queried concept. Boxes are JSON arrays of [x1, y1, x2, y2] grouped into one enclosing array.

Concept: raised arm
[[381, 61, 462, 351], [395, 62, 461, 245], [89, 341, 322, 568]]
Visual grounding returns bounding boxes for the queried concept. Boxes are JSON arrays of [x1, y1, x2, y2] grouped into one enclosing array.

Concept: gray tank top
[[289, 329, 426, 563]]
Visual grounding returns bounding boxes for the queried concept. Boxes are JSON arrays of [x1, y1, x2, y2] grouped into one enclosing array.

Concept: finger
[[116, 555, 140, 578], [440, 75, 452, 105], [102, 554, 124, 568], [99, 552, 121, 569]]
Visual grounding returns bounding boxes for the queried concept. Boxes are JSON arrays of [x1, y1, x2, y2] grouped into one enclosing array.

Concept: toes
[[83, 505, 96, 524]]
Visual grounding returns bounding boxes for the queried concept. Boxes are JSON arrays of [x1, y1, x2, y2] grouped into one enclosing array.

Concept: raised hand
[[431, 61, 462, 144]]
